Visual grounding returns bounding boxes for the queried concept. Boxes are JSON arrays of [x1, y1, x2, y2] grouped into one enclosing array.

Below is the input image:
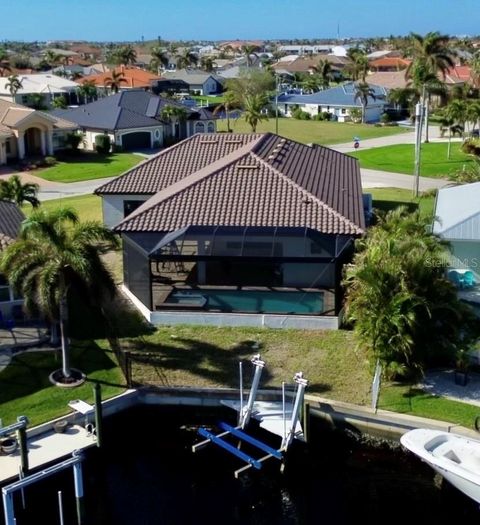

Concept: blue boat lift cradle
[[192, 355, 309, 478]]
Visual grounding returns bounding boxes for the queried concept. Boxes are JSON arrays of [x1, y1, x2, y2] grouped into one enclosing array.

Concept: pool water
[[5, 406, 479, 525], [167, 290, 324, 314]]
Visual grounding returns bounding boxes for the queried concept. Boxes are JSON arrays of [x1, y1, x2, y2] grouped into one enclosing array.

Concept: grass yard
[[24, 194, 103, 222], [351, 142, 472, 178], [368, 187, 436, 217], [0, 341, 125, 426], [217, 118, 409, 145], [379, 383, 479, 430], [37, 152, 143, 183]]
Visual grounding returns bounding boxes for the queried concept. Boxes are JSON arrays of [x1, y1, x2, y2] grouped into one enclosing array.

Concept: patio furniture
[[447, 269, 465, 289], [463, 271, 476, 288]]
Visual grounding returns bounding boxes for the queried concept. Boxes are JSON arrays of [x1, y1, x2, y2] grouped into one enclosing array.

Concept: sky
[[1, 0, 478, 42]]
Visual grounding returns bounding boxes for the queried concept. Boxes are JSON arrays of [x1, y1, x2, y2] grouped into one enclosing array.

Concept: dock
[[0, 425, 96, 484]]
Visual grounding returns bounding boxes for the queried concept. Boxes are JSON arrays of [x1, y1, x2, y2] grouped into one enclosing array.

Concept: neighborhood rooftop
[[0, 200, 25, 250], [99, 132, 364, 235]]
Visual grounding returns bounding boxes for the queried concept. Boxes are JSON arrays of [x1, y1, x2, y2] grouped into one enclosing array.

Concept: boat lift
[[192, 355, 308, 478]]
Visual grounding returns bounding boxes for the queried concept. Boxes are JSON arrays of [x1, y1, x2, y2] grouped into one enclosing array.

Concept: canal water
[[4, 405, 479, 524]]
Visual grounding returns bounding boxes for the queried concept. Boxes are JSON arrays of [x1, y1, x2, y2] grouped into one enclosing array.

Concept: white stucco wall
[[102, 194, 150, 228], [83, 130, 115, 151]]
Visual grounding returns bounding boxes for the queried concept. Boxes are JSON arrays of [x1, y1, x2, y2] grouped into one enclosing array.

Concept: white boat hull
[[401, 428, 480, 504]]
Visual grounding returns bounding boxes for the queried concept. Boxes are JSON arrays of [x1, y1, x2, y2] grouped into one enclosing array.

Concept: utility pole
[[275, 74, 279, 135], [413, 100, 425, 197]]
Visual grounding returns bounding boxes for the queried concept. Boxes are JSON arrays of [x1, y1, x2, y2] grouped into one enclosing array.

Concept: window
[[194, 122, 205, 133], [124, 200, 146, 217], [341, 108, 346, 115], [207, 122, 215, 133], [0, 275, 11, 303], [5, 140, 11, 154]]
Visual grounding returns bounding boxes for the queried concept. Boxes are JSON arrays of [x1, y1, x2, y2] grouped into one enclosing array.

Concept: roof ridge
[[115, 137, 265, 230], [253, 153, 364, 234]]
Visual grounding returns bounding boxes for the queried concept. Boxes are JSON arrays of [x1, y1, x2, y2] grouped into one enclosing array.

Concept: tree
[[241, 45, 260, 67], [243, 93, 268, 132], [176, 49, 198, 69], [160, 105, 188, 139], [43, 50, 61, 69], [311, 59, 334, 89], [0, 208, 119, 381], [212, 90, 238, 132], [5, 74, 23, 100], [302, 75, 321, 94], [51, 95, 67, 109], [77, 80, 97, 104], [150, 46, 169, 72], [344, 207, 479, 378], [354, 82, 376, 124], [104, 70, 127, 94], [200, 56, 215, 72], [226, 69, 275, 102], [26, 93, 47, 110], [0, 48, 11, 76], [346, 48, 368, 81], [406, 32, 456, 142], [0, 175, 39, 208], [117, 45, 137, 66]]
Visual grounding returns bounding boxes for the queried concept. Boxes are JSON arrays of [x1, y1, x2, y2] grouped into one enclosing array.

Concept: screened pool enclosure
[[122, 226, 355, 316]]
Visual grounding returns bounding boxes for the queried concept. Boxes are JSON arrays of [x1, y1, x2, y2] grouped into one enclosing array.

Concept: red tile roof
[[104, 133, 364, 236], [81, 66, 161, 88], [369, 57, 411, 69]]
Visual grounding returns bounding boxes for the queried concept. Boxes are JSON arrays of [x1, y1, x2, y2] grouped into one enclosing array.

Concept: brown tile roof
[[369, 57, 411, 69], [110, 133, 364, 236], [81, 66, 161, 89], [272, 55, 350, 73], [0, 200, 24, 250], [365, 71, 408, 90]]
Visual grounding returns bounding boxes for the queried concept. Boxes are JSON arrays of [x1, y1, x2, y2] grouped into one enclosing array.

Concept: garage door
[[121, 132, 151, 150]]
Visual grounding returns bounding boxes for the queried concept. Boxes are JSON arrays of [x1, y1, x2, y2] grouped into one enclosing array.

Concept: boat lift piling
[[193, 356, 308, 477]]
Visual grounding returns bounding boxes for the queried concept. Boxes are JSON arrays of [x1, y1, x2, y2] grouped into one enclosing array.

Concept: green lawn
[[351, 142, 472, 178], [379, 384, 479, 430], [217, 118, 409, 145], [24, 194, 103, 222], [191, 94, 225, 105], [368, 187, 436, 217], [0, 341, 125, 426], [37, 152, 143, 183]]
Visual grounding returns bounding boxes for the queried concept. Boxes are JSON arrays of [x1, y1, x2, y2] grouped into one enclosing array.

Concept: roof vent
[[236, 164, 259, 170], [200, 139, 218, 144], [225, 139, 244, 145], [302, 197, 312, 204]]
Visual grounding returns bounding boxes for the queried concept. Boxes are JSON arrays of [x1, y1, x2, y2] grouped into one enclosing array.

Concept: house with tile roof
[[0, 201, 24, 317], [80, 66, 161, 93], [0, 99, 77, 165], [52, 90, 216, 151], [368, 57, 411, 72], [95, 132, 365, 328], [161, 69, 223, 95], [278, 82, 388, 122], [0, 74, 80, 109]]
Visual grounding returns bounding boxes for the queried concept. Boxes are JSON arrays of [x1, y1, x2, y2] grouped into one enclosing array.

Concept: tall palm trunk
[[59, 277, 70, 378], [423, 87, 429, 143]]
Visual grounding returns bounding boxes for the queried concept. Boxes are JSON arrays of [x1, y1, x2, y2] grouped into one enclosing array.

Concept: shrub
[[321, 111, 332, 121], [44, 156, 57, 166], [65, 132, 84, 151], [95, 134, 111, 154], [291, 107, 311, 120], [380, 112, 391, 124], [462, 139, 480, 157]]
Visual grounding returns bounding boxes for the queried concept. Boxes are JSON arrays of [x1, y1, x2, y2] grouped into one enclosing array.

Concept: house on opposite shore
[[0, 201, 24, 318], [95, 132, 365, 329], [277, 82, 388, 122], [161, 69, 223, 95], [0, 99, 77, 165], [52, 90, 216, 151], [79, 66, 161, 94]]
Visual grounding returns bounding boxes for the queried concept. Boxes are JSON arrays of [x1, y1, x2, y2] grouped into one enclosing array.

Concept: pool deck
[[0, 424, 96, 484]]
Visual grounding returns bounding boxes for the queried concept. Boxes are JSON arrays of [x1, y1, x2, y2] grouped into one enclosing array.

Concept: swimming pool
[[166, 290, 324, 314]]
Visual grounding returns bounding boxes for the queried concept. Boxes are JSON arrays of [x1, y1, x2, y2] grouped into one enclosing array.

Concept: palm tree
[[5, 74, 23, 100], [0, 48, 11, 77], [104, 70, 127, 94], [241, 45, 260, 67], [0, 175, 39, 207], [176, 49, 198, 69], [160, 105, 188, 139], [51, 95, 67, 109], [445, 99, 467, 142], [77, 80, 97, 104], [346, 48, 368, 81], [212, 90, 238, 132], [200, 56, 215, 72], [150, 46, 169, 72], [310, 59, 334, 89], [0, 208, 119, 381], [406, 32, 456, 142], [354, 83, 376, 124], [243, 94, 268, 132], [117, 45, 137, 66], [44, 50, 62, 69], [302, 75, 321, 94]]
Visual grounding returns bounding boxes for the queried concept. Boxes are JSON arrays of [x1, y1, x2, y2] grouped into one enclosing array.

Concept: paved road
[[361, 168, 451, 191]]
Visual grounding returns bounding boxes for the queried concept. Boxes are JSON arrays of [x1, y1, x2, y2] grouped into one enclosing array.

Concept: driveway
[[361, 168, 451, 191]]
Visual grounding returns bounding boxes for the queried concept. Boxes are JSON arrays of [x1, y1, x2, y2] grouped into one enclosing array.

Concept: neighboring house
[[151, 79, 190, 96], [0, 201, 24, 318], [433, 182, 480, 280], [80, 67, 161, 93], [52, 89, 216, 151], [366, 71, 409, 90], [444, 66, 474, 87], [95, 132, 365, 329], [0, 99, 77, 165], [369, 57, 411, 72], [277, 82, 388, 122], [271, 55, 349, 77], [278, 45, 332, 55], [0, 74, 80, 108], [162, 69, 223, 95]]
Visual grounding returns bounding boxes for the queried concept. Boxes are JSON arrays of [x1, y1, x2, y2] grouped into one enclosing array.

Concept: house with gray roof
[[52, 90, 216, 151], [95, 132, 365, 328], [0, 201, 24, 317], [434, 182, 480, 284], [162, 69, 223, 95], [278, 82, 388, 123]]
